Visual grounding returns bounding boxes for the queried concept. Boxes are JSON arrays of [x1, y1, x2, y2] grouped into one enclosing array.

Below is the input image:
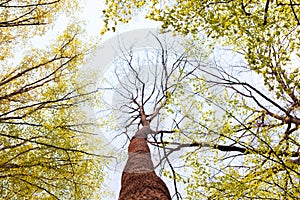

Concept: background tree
[[101, 0, 300, 100], [101, 1, 300, 199], [0, 1, 106, 199]]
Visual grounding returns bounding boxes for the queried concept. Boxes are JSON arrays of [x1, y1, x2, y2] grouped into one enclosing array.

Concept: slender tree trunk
[[118, 126, 171, 200]]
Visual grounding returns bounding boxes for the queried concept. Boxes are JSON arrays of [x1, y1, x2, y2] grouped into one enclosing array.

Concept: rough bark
[[118, 126, 171, 200]]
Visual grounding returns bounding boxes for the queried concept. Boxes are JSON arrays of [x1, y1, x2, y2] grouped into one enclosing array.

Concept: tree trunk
[[118, 126, 171, 200]]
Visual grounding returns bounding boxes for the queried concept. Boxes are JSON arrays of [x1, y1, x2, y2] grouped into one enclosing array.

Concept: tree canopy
[[102, 0, 300, 96], [101, 1, 300, 199], [1, 1, 106, 199]]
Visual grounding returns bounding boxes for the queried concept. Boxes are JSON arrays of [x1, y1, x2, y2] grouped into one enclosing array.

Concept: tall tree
[[113, 38, 189, 199], [101, 1, 300, 199], [1, 1, 106, 199]]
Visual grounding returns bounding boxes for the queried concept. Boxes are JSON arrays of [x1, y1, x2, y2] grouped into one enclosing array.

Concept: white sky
[[24, 1, 300, 199]]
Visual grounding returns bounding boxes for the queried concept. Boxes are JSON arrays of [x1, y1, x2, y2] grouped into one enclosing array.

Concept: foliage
[[0, 0, 78, 61], [0, 1, 106, 199], [102, 0, 300, 96], [102, 1, 300, 199]]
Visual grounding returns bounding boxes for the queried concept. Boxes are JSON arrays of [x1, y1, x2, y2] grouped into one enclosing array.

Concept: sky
[[25, 1, 300, 199]]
